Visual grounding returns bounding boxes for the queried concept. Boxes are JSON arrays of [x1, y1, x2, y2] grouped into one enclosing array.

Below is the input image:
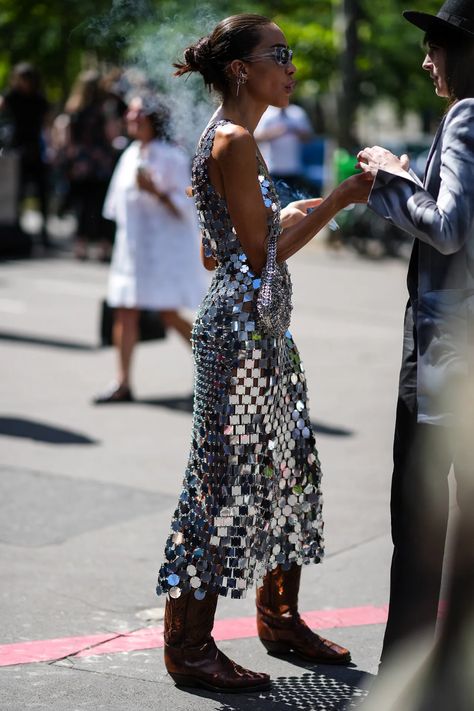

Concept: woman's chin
[[271, 96, 291, 109]]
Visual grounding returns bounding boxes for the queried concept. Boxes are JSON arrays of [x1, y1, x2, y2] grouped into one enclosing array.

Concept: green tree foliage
[[0, 0, 115, 102], [357, 0, 444, 116], [0, 0, 448, 124]]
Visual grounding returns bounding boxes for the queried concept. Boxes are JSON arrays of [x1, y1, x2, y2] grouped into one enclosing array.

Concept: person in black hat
[[357, 0, 474, 665]]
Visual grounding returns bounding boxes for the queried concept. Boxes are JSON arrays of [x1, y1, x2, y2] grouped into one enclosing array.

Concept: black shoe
[[93, 383, 134, 404]]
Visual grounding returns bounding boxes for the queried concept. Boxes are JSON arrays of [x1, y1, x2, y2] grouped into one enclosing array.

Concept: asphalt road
[[0, 241, 410, 710]]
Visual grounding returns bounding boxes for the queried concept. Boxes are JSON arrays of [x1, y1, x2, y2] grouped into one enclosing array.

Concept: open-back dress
[[156, 120, 324, 601]]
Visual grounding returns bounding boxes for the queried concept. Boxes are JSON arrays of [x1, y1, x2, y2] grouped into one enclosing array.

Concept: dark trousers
[[69, 180, 114, 244], [382, 304, 474, 660], [381, 303, 453, 659], [381, 397, 452, 659], [18, 158, 50, 242]]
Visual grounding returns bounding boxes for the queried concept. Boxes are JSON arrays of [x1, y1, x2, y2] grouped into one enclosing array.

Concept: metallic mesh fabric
[[256, 212, 292, 337], [156, 120, 324, 601]]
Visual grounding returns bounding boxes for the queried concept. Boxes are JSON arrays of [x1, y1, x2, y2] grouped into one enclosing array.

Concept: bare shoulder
[[212, 123, 256, 163]]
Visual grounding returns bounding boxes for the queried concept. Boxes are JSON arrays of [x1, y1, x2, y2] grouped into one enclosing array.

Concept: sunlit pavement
[[0, 234, 409, 710]]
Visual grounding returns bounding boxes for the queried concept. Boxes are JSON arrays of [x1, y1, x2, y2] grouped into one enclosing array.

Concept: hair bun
[[184, 37, 212, 74], [174, 14, 272, 95]]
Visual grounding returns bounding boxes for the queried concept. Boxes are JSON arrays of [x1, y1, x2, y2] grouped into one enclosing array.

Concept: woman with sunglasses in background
[[156, 14, 372, 693]]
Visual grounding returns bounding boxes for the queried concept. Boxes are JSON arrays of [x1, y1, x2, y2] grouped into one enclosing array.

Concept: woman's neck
[[214, 99, 268, 134], [138, 139, 153, 156]]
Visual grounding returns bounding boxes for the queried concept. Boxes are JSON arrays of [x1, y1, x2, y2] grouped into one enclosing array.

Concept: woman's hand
[[136, 167, 159, 195], [356, 146, 410, 177], [335, 172, 374, 207], [136, 167, 181, 217], [200, 241, 217, 271], [281, 198, 323, 229]]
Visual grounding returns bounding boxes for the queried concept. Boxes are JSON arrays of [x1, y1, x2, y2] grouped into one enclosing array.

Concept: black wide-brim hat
[[404, 0, 474, 38]]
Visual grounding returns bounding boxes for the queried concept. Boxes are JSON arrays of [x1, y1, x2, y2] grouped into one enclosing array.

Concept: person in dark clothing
[[64, 70, 118, 260], [0, 63, 50, 246], [358, 0, 474, 676]]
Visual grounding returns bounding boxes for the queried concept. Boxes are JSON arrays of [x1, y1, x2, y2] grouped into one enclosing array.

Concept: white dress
[[104, 139, 206, 310]]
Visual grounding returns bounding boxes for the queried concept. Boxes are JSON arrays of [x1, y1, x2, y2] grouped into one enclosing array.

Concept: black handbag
[[99, 300, 166, 347]]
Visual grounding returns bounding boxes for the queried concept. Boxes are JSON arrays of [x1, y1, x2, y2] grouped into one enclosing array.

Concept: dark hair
[[11, 62, 41, 92], [174, 13, 273, 96], [66, 70, 103, 113], [424, 29, 474, 102], [148, 104, 171, 141], [129, 92, 171, 140]]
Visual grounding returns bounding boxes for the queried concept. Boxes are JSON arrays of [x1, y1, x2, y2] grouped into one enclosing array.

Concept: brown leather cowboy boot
[[164, 591, 271, 693], [256, 564, 351, 664]]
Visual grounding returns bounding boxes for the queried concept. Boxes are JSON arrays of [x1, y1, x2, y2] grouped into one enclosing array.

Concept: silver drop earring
[[236, 72, 247, 97]]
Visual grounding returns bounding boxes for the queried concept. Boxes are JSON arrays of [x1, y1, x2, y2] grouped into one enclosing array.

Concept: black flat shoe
[[93, 384, 134, 404]]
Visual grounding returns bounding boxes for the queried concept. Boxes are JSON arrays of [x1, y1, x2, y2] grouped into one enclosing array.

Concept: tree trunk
[[336, 0, 360, 150]]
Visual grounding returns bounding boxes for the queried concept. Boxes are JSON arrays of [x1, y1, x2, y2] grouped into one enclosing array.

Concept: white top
[[104, 139, 206, 310], [255, 105, 312, 176]]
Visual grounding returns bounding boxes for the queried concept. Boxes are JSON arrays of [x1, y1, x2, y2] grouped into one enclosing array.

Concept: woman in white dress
[[94, 95, 206, 403]]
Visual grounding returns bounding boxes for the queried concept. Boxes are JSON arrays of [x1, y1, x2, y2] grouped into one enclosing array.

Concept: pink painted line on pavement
[[75, 627, 165, 658], [0, 632, 118, 667], [303, 605, 389, 630], [0, 604, 388, 668]]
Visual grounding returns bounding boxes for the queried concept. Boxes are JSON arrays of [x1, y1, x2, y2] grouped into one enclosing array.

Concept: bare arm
[[213, 125, 372, 272], [136, 169, 181, 218], [276, 174, 372, 262], [213, 125, 270, 273]]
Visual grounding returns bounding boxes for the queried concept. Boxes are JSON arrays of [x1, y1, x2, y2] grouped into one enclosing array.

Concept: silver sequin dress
[[156, 120, 324, 601]]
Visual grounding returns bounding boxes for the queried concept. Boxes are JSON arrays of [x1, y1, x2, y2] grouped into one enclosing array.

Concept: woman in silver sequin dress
[[157, 14, 372, 693]]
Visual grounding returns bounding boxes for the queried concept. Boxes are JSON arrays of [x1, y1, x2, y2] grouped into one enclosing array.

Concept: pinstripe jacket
[[368, 98, 474, 425]]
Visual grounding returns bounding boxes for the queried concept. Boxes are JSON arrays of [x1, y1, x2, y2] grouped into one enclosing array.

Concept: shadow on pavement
[[176, 668, 373, 710], [0, 330, 97, 351], [138, 397, 354, 437], [0, 417, 98, 444], [311, 421, 353, 438], [140, 394, 194, 413]]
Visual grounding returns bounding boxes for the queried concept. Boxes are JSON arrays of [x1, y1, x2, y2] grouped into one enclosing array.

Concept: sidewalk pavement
[[0, 242, 409, 710]]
